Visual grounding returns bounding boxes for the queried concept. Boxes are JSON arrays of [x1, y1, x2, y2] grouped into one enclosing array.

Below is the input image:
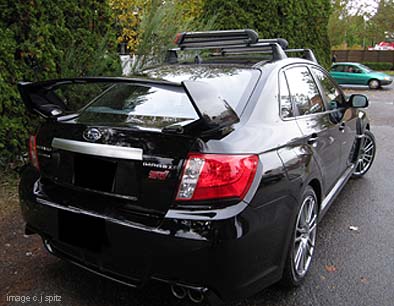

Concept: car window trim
[[277, 69, 296, 121]]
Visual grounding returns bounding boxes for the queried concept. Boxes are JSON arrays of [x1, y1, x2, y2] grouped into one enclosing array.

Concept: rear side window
[[285, 66, 325, 116], [77, 84, 198, 129], [331, 65, 345, 72]]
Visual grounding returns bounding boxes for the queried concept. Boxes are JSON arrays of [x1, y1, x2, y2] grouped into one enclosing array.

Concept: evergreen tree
[[0, 0, 121, 167]]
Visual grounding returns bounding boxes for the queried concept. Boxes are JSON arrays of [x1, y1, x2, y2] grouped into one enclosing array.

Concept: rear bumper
[[19, 167, 292, 303]]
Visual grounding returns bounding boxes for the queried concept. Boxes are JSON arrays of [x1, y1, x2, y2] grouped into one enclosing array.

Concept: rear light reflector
[[176, 153, 258, 202], [28, 135, 39, 170]]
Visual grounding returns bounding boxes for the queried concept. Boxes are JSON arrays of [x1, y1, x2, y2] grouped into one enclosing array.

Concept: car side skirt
[[319, 164, 355, 219]]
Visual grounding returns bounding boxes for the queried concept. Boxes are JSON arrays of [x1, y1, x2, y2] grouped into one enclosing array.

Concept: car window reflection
[[285, 66, 325, 116]]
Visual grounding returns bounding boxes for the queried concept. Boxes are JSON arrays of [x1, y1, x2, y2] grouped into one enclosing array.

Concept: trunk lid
[[36, 121, 195, 221], [19, 77, 239, 221]]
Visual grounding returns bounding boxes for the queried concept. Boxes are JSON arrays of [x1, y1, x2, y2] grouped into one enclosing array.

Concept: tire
[[352, 130, 376, 178], [368, 79, 380, 89], [280, 186, 318, 287]]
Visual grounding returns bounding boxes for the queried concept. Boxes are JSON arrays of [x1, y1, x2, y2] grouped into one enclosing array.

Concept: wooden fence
[[332, 50, 394, 64]]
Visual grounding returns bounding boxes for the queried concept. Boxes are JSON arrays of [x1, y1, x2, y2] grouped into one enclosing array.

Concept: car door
[[330, 64, 347, 84], [355, 67, 372, 85], [310, 67, 359, 175], [285, 66, 341, 190], [331, 64, 363, 85], [284, 65, 342, 193], [346, 65, 368, 85]]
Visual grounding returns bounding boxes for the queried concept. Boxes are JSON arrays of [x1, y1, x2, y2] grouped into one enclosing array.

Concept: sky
[[348, 0, 379, 17]]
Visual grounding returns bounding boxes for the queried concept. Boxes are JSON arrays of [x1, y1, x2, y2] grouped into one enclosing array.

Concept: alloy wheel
[[354, 132, 376, 176], [293, 194, 318, 278]]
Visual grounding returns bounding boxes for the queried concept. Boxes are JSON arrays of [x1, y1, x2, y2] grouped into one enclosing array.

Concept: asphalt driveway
[[1, 83, 393, 306]]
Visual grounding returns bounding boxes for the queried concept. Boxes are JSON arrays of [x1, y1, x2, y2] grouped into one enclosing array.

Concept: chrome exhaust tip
[[188, 289, 205, 303], [170, 284, 187, 300]]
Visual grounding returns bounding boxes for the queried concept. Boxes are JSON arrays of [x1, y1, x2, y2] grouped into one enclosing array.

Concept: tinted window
[[312, 68, 345, 110], [77, 84, 198, 129], [279, 72, 293, 118], [332, 65, 345, 72], [285, 66, 325, 116], [346, 65, 362, 73]]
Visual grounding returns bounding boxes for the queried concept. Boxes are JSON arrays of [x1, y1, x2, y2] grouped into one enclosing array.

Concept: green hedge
[[0, 0, 121, 168], [362, 62, 394, 71], [202, 0, 332, 68]]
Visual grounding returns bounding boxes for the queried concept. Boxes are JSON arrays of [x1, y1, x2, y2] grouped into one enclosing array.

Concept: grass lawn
[[381, 70, 394, 76]]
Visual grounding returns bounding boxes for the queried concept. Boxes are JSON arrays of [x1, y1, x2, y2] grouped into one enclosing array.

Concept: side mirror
[[349, 94, 368, 108]]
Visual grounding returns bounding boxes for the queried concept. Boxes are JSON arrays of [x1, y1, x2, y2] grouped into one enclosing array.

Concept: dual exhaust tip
[[170, 284, 205, 303]]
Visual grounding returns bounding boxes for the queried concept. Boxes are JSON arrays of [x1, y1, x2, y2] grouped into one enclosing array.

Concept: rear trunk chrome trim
[[51, 138, 143, 160]]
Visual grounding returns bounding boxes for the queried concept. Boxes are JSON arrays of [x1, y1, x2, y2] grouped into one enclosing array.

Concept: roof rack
[[218, 47, 317, 63], [218, 43, 287, 61], [285, 49, 317, 63], [166, 29, 317, 64], [174, 29, 259, 50], [215, 39, 288, 61]]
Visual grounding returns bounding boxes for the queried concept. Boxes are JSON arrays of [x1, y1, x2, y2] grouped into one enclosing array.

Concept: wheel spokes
[[364, 141, 373, 153], [354, 134, 375, 175], [293, 194, 318, 277], [294, 242, 303, 271]]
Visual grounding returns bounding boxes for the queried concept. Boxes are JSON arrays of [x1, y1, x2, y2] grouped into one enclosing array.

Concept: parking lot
[[1, 83, 393, 306]]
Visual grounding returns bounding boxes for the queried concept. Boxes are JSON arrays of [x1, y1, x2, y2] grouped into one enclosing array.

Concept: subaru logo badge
[[83, 127, 102, 142]]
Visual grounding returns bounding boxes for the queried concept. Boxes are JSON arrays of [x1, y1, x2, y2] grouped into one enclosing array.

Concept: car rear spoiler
[[17, 77, 239, 134]]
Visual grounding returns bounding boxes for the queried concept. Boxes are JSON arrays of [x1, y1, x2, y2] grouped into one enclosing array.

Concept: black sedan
[[18, 30, 376, 305]]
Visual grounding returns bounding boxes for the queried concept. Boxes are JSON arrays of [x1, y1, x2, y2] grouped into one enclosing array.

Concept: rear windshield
[[77, 84, 198, 129], [75, 67, 259, 129], [146, 67, 260, 112]]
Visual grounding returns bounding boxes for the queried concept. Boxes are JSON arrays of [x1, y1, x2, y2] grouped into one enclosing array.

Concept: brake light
[[174, 32, 183, 44], [28, 135, 39, 170], [176, 153, 258, 202]]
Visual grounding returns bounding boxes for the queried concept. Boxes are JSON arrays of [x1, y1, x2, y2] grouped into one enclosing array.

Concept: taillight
[[176, 153, 258, 202], [28, 135, 39, 170], [174, 32, 183, 44]]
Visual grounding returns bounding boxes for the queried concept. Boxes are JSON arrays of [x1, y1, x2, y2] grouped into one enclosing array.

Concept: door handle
[[339, 122, 345, 131], [308, 134, 319, 144]]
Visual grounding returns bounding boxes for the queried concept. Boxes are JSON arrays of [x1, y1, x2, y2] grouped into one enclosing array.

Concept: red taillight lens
[[176, 153, 258, 202], [28, 135, 39, 170], [174, 32, 183, 44]]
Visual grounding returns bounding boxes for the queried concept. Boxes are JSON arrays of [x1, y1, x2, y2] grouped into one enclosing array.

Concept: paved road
[[1, 83, 393, 306]]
